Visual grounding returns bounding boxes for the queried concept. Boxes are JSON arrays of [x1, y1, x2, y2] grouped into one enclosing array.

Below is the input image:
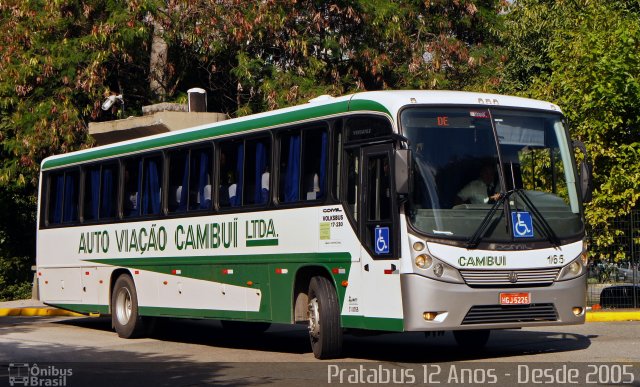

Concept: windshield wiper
[[466, 191, 511, 249], [465, 189, 562, 249]]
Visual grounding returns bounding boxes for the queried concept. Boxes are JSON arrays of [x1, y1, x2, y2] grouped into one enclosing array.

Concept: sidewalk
[[1, 300, 639, 321]]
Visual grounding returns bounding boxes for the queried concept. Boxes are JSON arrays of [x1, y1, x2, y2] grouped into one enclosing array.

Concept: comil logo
[[8, 363, 73, 386]]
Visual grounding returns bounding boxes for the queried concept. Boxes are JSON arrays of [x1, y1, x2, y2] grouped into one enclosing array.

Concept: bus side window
[[333, 122, 343, 200], [47, 169, 78, 225], [84, 166, 101, 222], [218, 141, 243, 208], [189, 147, 213, 211], [140, 155, 163, 216], [47, 172, 65, 225], [244, 138, 270, 206], [345, 149, 359, 220], [84, 163, 119, 222], [279, 126, 327, 204], [62, 170, 79, 223], [100, 164, 118, 220], [279, 130, 301, 203], [123, 158, 141, 217], [168, 149, 189, 213], [302, 128, 327, 201]]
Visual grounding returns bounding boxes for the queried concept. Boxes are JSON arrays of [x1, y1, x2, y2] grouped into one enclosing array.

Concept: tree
[[0, 0, 158, 299], [162, 0, 507, 115], [498, 0, 640, 260]]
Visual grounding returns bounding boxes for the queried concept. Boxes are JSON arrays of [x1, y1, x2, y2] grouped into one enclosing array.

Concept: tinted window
[[140, 156, 163, 216], [84, 163, 119, 222], [218, 141, 243, 208], [279, 126, 327, 203], [123, 158, 141, 217], [46, 169, 79, 225]]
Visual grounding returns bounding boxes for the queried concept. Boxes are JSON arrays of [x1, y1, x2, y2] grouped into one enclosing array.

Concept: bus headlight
[[415, 254, 433, 269], [422, 256, 464, 284], [410, 238, 464, 283], [557, 257, 585, 281]]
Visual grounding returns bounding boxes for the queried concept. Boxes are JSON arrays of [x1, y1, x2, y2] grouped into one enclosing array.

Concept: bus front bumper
[[400, 273, 586, 331]]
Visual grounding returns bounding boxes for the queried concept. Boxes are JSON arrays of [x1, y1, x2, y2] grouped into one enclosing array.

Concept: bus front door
[[357, 144, 403, 327]]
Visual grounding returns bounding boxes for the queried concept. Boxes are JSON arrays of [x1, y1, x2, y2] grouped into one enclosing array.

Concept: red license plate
[[500, 292, 531, 305]]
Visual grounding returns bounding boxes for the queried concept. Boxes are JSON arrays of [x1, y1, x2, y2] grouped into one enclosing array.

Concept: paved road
[[0, 316, 638, 385]]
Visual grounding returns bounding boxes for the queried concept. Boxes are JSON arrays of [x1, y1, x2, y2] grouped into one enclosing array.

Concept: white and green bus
[[37, 90, 591, 359]]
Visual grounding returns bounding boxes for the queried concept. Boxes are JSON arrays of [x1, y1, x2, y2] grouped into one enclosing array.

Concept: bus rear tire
[[307, 276, 343, 359], [453, 329, 490, 349], [112, 274, 146, 338]]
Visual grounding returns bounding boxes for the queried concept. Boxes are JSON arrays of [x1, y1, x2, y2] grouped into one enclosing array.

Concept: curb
[[585, 311, 640, 322], [0, 307, 84, 317]]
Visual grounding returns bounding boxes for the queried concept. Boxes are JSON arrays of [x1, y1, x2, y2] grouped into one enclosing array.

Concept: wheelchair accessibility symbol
[[511, 211, 534, 238], [374, 226, 390, 254]]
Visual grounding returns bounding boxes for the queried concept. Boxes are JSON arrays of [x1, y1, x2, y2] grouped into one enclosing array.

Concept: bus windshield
[[401, 107, 583, 244]]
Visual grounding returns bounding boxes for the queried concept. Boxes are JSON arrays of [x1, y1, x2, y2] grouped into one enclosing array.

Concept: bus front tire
[[111, 274, 146, 338], [452, 329, 491, 349], [308, 276, 343, 359]]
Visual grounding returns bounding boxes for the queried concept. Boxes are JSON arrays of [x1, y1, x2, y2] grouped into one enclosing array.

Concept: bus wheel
[[307, 276, 343, 359], [453, 329, 491, 350], [112, 274, 145, 338], [221, 320, 271, 334]]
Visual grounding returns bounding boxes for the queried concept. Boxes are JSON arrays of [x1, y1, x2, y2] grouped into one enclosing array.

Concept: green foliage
[[0, 186, 36, 300], [0, 1, 158, 299], [0, 0, 157, 192], [499, 0, 640, 260], [163, 0, 505, 115]]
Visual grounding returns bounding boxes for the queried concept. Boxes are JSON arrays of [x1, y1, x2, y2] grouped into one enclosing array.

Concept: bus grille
[[461, 304, 558, 325], [459, 268, 560, 287]]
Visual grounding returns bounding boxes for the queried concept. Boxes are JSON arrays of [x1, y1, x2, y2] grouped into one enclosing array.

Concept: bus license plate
[[500, 292, 530, 305]]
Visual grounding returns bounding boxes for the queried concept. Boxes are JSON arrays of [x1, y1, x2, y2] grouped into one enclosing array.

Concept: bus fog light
[[423, 312, 438, 321], [415, 254, 432, 269], [433, 263, 444, 277], [413, 242, 425, 252], [572, 307, 583, 316]]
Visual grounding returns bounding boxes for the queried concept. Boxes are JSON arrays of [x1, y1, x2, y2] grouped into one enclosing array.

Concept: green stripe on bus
[[41, 99, 390, 170], [246, 239, 279, 247], [84, 252, 352, 324], [341, 315, 404, 332], [138, 306, 267, 321]]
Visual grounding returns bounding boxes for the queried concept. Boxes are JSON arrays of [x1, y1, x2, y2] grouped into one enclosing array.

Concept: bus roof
[[41, 90, 562, 171]]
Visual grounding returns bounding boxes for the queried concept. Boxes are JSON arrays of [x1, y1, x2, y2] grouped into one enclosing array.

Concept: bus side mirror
[[572, 140, 593, 203], [395, 149, 411, 196]]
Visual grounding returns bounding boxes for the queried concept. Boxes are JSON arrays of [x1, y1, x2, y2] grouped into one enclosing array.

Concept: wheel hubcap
[[115, 287, 132, 326], [308, 297, 320, 339]]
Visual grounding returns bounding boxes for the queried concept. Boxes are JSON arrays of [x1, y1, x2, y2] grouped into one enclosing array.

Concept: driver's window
[[345, 149, 359, 220], [367, 155, 392, 221], [364, 151, 394, 258]]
